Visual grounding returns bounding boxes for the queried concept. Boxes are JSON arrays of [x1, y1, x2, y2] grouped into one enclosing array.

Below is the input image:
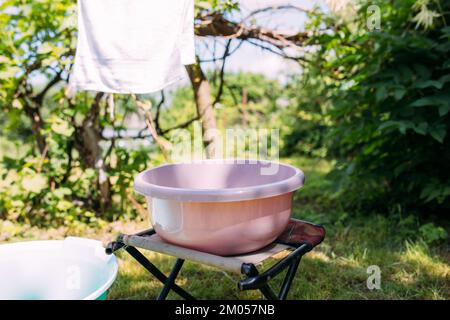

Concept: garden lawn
[[1, 157, 449, 299]]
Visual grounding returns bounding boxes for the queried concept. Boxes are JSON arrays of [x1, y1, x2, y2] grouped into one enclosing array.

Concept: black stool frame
[[106, 227, 320, 300]]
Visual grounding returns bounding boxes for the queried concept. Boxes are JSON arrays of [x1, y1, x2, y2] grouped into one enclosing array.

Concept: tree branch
[[212, 39, 231, 106], [195, 9, 310, 56], [199, 39, 244, 63], [160, 116, 200, 135], [32, 71, 63, 105], [154, 91, 165, 135]]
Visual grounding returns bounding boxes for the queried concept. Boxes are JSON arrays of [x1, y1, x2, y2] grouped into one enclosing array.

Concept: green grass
[[1, 157, 449, 299]]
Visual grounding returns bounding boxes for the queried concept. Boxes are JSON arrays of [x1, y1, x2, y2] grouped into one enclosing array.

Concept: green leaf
[[53, 187, 72, 199], [51, 118, 74, 136], [37, 42, 53, 55], [375, 87, 387, 102], [413, 64, 431, 79], [56, 200, 73, 211], [394, 163, 408, 177], [0, 55, 10, 64], [413, 122, 428, 135], [378, 120, 398, 131], [378, 120, 414, 134], [429, 126, 446, 143], [438, 74, 450, 84], [0, 66, 21, 79], [394, 88, 406, 100], [438, 104, 450, 116], [419, 223, 448, 243], [22, 174, 47, 193], [410, 94, 450, 107], [413, 80, 443, 90], [400, 65, 414, 81], [413, 74, 450, 90], [12, 99, 23, 109]]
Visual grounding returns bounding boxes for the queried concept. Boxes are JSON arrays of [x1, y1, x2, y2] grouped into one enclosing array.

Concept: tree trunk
[[186, 60, 218, 159], [23, 104, 46, 155], [241, 88, 249, 127], [74, 93, 111, 213]]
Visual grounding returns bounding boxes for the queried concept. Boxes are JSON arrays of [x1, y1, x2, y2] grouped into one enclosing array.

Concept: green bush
[[287, 0, 450, 215], [419, 222, 448, 244]]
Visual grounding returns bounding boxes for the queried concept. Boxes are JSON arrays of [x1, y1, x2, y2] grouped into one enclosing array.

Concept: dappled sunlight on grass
[[385, 241, 450, 299], [401, 241, 449, 279], [336, 256, 363, 269], [308, 251, 331, 263]]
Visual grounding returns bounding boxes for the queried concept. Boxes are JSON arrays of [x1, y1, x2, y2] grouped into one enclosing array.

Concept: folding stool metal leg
[[240, 263, 278, 300], [157, 259, 185, 300], [239, 243, 311, 300], [278, 256, 302, 300], [125, 246, 195, 300]]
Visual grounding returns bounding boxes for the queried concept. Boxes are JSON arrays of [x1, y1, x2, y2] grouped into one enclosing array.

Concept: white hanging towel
[[69, 0, 196, 94]]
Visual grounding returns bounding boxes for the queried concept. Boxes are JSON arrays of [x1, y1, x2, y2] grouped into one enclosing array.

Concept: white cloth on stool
[[69, 0, 196, 94]]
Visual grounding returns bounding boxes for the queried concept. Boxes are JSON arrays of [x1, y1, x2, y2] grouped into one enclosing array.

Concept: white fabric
[[69, 0, 196, 94]]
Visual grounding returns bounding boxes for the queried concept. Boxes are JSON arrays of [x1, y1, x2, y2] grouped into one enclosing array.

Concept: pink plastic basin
[[134, 160, 305, 255]]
